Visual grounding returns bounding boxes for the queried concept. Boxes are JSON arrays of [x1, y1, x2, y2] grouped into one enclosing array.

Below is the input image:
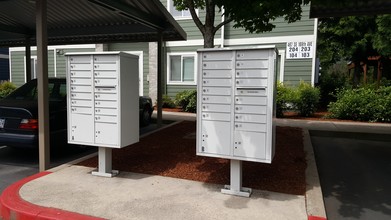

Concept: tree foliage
[[173, 0, 310, 48], [317, 15, 391, 86], [318, 15, 391, 67]]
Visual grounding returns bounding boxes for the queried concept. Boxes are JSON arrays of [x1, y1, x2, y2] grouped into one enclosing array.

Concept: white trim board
[[165, 35, 316, 47], [9, 44, 96, 52], [0, 54, 9, 59]]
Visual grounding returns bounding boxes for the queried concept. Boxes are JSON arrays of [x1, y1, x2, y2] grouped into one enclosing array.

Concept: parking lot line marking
[[0, 145, 7, 150]]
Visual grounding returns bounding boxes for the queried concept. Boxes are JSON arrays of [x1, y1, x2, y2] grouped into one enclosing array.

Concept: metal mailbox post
[[66, 52, 139, 177], [197, 46, 277, 197]]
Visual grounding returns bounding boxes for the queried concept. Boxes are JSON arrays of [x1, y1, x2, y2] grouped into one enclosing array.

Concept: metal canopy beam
[[88, 0, 164, 30], [0, 24, 32, 35]]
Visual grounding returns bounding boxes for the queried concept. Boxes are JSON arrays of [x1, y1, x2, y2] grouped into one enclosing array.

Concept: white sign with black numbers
[[286, 41, 314, 59]]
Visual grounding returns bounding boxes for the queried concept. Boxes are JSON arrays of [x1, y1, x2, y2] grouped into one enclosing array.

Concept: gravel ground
[[78, 121, 306, 195]]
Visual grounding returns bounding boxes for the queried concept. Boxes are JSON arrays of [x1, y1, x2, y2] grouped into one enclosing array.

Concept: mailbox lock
[[203, 64, 206, 67], [237, 72, 240, 76], [237, 63, 240, 66], [203, 72, 206, 76], [236, 80, 240, 84]]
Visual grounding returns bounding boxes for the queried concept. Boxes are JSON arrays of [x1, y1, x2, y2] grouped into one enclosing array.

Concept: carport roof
[[0, 0, 187, 47], [310, 0, 391, 18]]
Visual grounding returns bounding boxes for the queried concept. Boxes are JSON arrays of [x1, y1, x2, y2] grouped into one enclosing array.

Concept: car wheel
[[141, 106, 151, 126]]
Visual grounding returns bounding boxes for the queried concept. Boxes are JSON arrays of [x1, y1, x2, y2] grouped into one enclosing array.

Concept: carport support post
[[92, 147, 119, 177], [36, 0, 50, 171], [25, 38, 31, 82], [156, 33, 163, 127], [221, 160, 252, 197]]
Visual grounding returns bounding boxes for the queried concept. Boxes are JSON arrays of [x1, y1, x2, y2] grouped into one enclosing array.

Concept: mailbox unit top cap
[[197, 45, 276, 52], [65, 51, 138, 59]]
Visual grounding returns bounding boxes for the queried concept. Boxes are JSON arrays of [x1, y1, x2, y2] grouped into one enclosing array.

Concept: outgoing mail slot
[[202, 61, 232, 69], [236, 50, 268, 60], [203, 79, 231, 87], [202, 104, 231, 113], [202, 52, 233, 61], [95, 108, 117, 115], [236, 79, 267, 87], [202, 87, 231, 95], [236, 69, 268, 78], [94, 71, 117, 78], [95, 93, 117, 100], [95, 100, 117, 108], [235, 105, 267, 114], [70, 85, 92, 93], [71, 106, 93, 114], [71, 99, 93, 107], [236, 60, 268, 69], [235, 114, 266, 123], [95, 78, 118, 86], [235, 96, 267, 105], [201, 112, 230, 121], [235, 122, 266, 132], [202, 70, 232, 78], [95, 115, 118, 123], [69, 56, 91, 63], [93, 63, 117, 71], [70, 92, 92, 100], [235, 88, 266, 96], [69, 63, 91, 70], [202, 95, 231, 104], [70, 78, 92, 85], [70, 71, 92, 78], [94, 87, 117, 93]]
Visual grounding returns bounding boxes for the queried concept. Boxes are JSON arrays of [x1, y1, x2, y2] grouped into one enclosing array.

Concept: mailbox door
[[201, 121, 231, 156]]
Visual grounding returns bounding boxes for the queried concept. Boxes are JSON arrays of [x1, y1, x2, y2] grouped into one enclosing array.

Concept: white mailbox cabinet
[[197, 46, 276, 164], [66, 52, 139, 148]]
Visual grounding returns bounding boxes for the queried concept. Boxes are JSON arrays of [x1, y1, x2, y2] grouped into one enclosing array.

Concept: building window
[[167, 0, 195, 19], [168, 53, 196, 84]]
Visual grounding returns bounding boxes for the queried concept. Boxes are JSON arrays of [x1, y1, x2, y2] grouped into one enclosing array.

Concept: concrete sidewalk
[[2, 112, 390, 220]]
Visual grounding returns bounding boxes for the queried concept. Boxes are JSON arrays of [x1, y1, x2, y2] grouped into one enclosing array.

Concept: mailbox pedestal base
[[92, 147, 119, 177], [221, 160, 252, 197]]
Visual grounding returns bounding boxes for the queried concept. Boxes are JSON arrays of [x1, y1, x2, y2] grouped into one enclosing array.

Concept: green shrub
[[175, 90, 197, 113], [276, 82, 294, 117], [328, 86, 391, 122], [294, 81, 320, 117], [318, 66, 350, 108], [0, 81, 16, 99], [158, 95, 176, 108]]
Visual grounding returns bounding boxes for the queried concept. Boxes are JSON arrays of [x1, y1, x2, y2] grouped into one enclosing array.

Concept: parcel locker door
[[200, 121, 231, 156], [95, 122, 118, 146], [234, 131, 266, 160], [69, 114, 94, 144]]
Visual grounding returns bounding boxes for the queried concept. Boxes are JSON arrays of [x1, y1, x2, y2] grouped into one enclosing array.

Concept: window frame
[[167, 52, 197, 85], [167, 0, 198, 20]]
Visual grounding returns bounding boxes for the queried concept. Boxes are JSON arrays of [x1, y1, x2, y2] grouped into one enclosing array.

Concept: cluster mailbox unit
[[66, 52, 139, 177], [197, 46, 277, 197]]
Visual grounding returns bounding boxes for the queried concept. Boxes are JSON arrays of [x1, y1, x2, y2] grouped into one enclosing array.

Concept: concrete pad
[[20, 165, 307, 220]]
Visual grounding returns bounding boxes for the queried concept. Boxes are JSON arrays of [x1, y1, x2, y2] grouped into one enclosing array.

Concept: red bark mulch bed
[[78, 121, 306, 195]]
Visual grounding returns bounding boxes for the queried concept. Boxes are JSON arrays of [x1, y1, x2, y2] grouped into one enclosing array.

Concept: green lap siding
[[108, 42, 149, 96]]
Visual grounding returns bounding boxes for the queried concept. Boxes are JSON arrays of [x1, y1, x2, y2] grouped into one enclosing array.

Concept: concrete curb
[[0, 172, 104, 220], [303, 129, 327, 220]]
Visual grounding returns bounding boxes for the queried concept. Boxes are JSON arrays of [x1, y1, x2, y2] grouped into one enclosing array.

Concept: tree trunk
[[353, 61, 361, 88], [203, 28, 214, 48]]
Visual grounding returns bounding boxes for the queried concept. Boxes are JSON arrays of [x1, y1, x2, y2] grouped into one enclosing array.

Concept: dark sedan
[[0, 78, 153, 148]]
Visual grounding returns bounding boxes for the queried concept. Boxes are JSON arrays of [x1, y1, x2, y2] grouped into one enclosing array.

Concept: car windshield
[[6, 80, 66, 101]]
